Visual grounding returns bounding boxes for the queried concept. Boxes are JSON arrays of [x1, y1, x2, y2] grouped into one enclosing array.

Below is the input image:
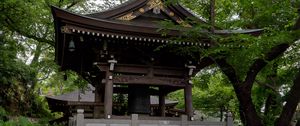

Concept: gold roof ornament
[[147, 0, 164, 9], [117, 12, 136, 21], [118, 0, 165, 20], [61, 26, 71, 33], [147, 0, 164, 14], [116, 0, 190, 27], [169, 12, 174, 16], [139, 8, 145, 13], [176, 19, 192, 27]]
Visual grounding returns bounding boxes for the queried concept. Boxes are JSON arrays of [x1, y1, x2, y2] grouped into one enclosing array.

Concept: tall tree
[[0, 0, 130, 117], [171, 0, 300, 125], [0, 0, 87, 116]]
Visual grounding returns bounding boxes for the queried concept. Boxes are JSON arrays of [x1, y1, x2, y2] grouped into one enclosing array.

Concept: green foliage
[[0, 0, 89, 119], [251, 85, 282, 125], [168, 90, 184, 109], [113, 94, 128, 115], [0, 107, 34, 125], [0, 0, 299, 125], [0, 117, 32, 126], [169, 68, 238, 119], [0, 102, 61, 126], [162, 0, 300, 82], [193, 69, 237, 118], [40, 70, 87, 96], [236, 32, 295, 78], [0, 0, 54, 45], [0, 35, 37, 115], [0, 116, 59, 126], [0, 107, 8, 122], [179, 0, 297, 29], [165, 0, 300, 125]]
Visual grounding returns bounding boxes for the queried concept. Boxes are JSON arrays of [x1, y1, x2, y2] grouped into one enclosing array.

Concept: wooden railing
[[69, 109, 234, 126]]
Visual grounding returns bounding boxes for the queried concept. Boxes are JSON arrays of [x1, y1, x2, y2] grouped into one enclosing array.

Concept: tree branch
[[4, 16, 54, 46], [37, 70, 52, 81], [213, 57, 240, 85], [255, 80, 278, 93], [210, 0, 215, 33], [66, 0, 83, 10], [274, 10, 300, 126], [293, 9, 300, 30], [276, 69, 300, 126], [244, 43, 290, 89], [58, 0, 63, 8], [197, 57, 214, 69]]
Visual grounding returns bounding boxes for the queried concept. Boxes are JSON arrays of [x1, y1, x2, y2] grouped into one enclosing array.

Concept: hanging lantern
[[68, 38, 75, 52], [80, 36, 84, 42]]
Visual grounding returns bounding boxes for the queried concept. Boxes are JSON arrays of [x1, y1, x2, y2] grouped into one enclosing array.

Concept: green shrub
[[0, 117, 34, 126], [0, 106, 8, 121], [0, 116, 50, 126]]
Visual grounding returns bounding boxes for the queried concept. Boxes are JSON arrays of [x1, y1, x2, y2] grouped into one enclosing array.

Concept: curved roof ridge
[[99, 0, 137, 12], [85, 0, 205, 21]]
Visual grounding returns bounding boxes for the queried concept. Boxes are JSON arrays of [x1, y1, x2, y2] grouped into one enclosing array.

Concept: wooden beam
[[67, 101, 104, 106], [113, 75, 186, 87], [114, 64, 149, 74], [96, 63, 186, 77], [113, 87, 160, 95], [153, 68, 185, 77]]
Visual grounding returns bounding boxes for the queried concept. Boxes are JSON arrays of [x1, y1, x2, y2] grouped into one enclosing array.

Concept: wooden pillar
[[104, 71, 113, 119], [104, 59, 117, 119], [94, 83, 103, 118], [185, 65, 195, 120], [159, 95, 166, 116], [159, 91, 166, 117], [184, 83, 193, 120]]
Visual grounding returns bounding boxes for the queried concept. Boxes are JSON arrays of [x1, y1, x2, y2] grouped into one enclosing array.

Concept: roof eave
[[51, 6, 180, 37]]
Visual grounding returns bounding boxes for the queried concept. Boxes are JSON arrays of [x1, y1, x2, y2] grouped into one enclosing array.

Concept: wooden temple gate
[[50, 0, 262, 125]]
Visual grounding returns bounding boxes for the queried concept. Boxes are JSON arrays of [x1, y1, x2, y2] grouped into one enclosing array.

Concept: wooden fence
[[69, 109, 233, 126]]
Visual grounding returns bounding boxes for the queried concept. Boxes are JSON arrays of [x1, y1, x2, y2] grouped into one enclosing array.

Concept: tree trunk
[[238, 104, 246, 125], [30, 42, 42, 66], [275, 70, 300, 126], [215, 58, 264, 126], [264, 82, 279, 117], [29, 41, 43, 90], [234, 84, 264, 126], [210, 0, 215, 33], [220, 106, 223, 122], [264, 94, 272, 116]]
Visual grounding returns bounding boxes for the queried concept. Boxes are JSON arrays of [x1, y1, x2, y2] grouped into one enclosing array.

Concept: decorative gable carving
[[116, 0, 191, 27], [117, 12, 136, 20]]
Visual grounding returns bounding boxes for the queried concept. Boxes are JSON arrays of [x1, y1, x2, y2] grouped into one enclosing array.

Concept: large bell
[[128, 85, 150, 114]]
